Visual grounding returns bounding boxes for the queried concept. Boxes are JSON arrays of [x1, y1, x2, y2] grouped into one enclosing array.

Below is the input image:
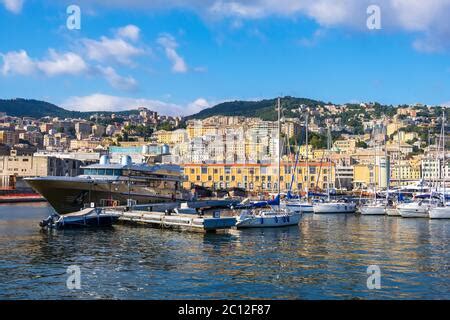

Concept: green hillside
[[0, 98, 140, 119], [188, 96, 325, 120]]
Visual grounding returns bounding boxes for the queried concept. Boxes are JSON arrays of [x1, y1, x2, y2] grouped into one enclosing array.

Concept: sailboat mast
[[278, 97, 281, 204], [305, 113, 309, 197], [327, 124, 331, 202], [442, 108, 446, 206]]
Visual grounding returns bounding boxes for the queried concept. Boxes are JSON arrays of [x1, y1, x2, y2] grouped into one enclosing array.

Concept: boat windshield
[[83, 168, 122, 176]]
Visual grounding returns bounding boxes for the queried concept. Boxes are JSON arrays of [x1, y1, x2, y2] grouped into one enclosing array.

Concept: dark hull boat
[[40, 208, 120, 229], [26, 155, 191, 214]]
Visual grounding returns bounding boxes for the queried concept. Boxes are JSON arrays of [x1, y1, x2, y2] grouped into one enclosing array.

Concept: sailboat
[[386, 123, 403, 216], [430, 108, 450, 219], [360, 125, 387, 215], [313, 124, 356, 214], [235, 98, 302, 228], [398, 111, 444, 218], [284, 111, 314, 214]]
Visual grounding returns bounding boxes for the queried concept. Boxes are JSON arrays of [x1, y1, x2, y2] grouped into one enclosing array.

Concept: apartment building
[[183, 162, 335, 193]]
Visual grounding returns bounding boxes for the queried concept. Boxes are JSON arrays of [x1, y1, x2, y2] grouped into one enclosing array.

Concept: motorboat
[[39, 207, 120, 229], [397, 199, 439, 218]]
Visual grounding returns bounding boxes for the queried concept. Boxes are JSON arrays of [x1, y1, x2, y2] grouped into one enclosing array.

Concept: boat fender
[[261, 217, 264, 224], [274, 216, 278, 223], [287, 216, 290, 222]]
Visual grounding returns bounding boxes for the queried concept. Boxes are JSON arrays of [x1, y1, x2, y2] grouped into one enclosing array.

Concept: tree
[[356, 140, 368, 148]]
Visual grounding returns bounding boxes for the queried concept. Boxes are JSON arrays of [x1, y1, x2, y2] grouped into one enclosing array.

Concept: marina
[[0, 202, 448, 300]]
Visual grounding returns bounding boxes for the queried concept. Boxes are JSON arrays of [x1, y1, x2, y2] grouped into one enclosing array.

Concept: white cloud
[[1, 49, 87, 76], [37, 50, 88, 76], [82, 35, 145, 65], [116, 24, 140, 42], [95, 66, 138, 91], [187, 98, 210, 114], [0, 49, 139, 91], [157, 33, 188, 73], [2, 0, 23, 13], [1, 50, 35, 75], [78, 0, 450, 52], [61, 93, 211, 116]]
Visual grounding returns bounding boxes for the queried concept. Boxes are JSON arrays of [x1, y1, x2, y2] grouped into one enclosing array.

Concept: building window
[[196, 175, 200, 181], [201, 167, 207, 174]]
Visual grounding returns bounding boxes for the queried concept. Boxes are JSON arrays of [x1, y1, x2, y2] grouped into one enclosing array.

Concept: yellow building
[[186, 121, 219, 139], [353, 164, 381, 189], [390, 159, 421, 186], [0, 130, 20, 146], [183, 162, 335, 193], [386, 122, 405, 136], [333, 139, 357, 153], [154, 129, 188, 145]]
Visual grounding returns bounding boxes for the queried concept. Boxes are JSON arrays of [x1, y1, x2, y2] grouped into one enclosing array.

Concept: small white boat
[[429, 206, 450, 219], [284, 200, 314, 213], [397, 200, 437, 218], [360, 203, 386, 215], [235, 208, 302, 228], [313, 201, 356, 214], [386, 206, 401, 216]]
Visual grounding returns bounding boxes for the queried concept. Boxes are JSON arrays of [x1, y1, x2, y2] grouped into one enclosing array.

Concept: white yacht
[[284, 199, 314, 213], [386, 205, 401, 216], [397, 199, 438, 218], [429, 109, 449, 219], [429, 206, 450, 219], [314, 200, 356, 214], [236, 207, 302, 228], [235, 98, 302, 228], [313, 125, 356, 214], [360, 201, 386, 215]]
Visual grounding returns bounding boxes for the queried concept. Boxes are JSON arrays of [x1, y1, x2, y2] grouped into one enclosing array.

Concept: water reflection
[[0, 205, 449, 299]]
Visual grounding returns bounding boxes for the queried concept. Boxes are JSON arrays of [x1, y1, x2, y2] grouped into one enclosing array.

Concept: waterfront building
[[0, 154, 83, 189], [391, 159, 421, 186], [182, 162, 335, 193]]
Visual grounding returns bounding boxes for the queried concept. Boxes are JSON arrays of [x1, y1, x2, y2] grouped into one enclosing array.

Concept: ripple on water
[[0, 204, 449, 299]]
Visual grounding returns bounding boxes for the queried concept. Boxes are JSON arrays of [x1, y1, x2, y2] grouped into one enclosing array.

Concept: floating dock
[[115, 210, 237, 233]]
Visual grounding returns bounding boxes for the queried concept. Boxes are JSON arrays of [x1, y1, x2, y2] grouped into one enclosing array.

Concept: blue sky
[[1, 0, 450, 115]]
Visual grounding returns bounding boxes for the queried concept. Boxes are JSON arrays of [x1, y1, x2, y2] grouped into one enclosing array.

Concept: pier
[[116, 210, 236, 233]]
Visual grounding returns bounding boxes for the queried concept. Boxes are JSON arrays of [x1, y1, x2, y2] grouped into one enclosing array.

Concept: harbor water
[[0, 203, 449, 299]]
